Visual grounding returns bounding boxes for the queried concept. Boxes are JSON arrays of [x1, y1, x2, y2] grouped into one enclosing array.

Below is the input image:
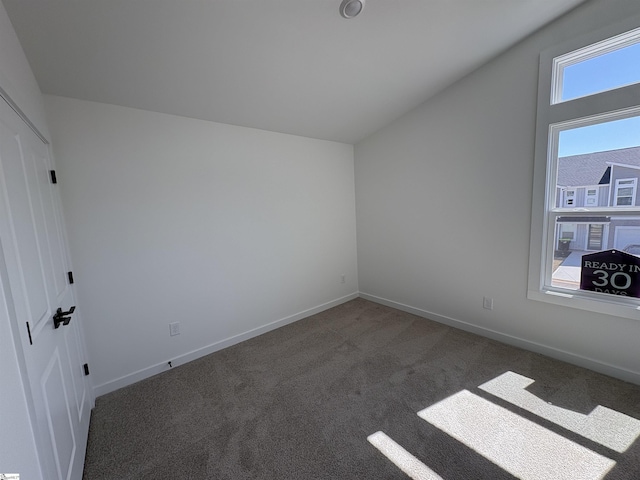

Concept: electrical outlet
[[169, 322, 180, 336], [341, 274, 346, 284], [483, 297, 494, 310]]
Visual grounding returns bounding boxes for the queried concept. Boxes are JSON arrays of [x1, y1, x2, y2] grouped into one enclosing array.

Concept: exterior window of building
[[564, 189, 575, 206], [559, 224, 575, 240], [614, 178, 637, 206], [528, 17, 640, 319]]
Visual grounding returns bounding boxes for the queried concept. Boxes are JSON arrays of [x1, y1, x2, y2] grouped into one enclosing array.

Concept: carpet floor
[[82, 298, 640, 479]]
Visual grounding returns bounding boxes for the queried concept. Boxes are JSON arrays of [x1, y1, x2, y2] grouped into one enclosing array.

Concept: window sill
[[527, 288, 640, 320]]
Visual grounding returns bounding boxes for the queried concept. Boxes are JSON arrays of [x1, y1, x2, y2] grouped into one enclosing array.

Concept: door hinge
[[83, 363, 90, 376], [50, 170, 57, 184], [68, 271, 74, 284], [26, 321, 33, 345]]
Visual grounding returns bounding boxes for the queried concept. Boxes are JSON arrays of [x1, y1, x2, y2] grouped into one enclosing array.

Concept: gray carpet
[[82, 298, 640, 479]]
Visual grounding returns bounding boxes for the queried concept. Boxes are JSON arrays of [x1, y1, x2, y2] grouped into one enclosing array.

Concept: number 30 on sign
[[580, 249, 640, 297]]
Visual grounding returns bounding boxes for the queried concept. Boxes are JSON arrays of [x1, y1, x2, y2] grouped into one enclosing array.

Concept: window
[[555, 39, 640, 103], [560, 226, 575, 240], [563, 189, 575, 207], [528, 17, 640, 319], [614, 178, 637, 206]]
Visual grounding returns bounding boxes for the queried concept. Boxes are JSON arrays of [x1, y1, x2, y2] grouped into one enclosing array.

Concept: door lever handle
[[53, 306, 76, 329]]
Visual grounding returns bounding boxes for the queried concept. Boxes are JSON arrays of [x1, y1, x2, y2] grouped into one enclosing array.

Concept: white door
[[0, 99, 91, 479]]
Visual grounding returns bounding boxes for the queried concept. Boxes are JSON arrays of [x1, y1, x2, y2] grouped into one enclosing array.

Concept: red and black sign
[[580, 249, 640, 298]]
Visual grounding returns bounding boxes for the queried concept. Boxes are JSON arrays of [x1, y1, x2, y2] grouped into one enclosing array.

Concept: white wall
[[0, 0, 48, 139], [355, 0, 640, 384], [45, 95, 358, 395], [0, 2, 46, 478]]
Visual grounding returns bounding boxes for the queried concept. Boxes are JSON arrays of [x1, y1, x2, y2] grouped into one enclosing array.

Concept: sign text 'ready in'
[[580, 249, 640, 297]]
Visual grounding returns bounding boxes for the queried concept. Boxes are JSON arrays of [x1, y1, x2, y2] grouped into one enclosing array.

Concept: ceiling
[[3, 0, 586, 144]]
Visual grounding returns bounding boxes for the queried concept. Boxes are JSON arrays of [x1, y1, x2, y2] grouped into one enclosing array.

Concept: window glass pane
[[558, 115, 640, 158], [556, 116, 640, 209], [561, 41, 640, 102], [551, 218, 640, 293]]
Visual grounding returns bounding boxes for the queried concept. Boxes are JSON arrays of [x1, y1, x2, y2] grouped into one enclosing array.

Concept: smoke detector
[[339, 0, 365, 19]]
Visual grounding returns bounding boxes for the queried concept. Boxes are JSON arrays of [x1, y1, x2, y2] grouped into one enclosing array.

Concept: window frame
[[552, 24, 640, 104], [528, 15, 640, 320], [614, 178, 637, 206]]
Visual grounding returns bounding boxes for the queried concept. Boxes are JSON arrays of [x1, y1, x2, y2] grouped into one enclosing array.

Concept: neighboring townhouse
[[556, 146, 640, 253]]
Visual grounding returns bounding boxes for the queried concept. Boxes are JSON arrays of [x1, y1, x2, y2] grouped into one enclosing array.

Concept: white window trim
[[607, 162, 640, 170], [614, 178, 637, 206], [552, 24, 640, 104], [528, 15, 640, 320]]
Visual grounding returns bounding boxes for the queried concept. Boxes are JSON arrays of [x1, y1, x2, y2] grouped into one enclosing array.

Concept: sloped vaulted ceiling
[[3, 0, 586, 144]]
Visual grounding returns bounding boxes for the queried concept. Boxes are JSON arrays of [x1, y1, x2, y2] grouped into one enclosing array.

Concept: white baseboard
[[359, 292, 640, 386], [93, 292, 359, 397]]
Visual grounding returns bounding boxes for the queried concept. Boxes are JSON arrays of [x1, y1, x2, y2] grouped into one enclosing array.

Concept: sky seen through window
[[558, 41, 640, 157]]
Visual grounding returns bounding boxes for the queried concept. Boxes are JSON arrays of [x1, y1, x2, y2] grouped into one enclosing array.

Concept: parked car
[[622, 244, 640, 256]]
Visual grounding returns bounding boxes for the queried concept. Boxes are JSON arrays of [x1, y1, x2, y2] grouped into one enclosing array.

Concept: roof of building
[[557, 146, 640, 187]]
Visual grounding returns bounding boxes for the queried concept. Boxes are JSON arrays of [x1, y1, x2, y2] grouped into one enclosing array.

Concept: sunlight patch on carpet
[[417, 390, 615, 480], [367, 431, 443, 480], [478, 371, 640, 453]]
